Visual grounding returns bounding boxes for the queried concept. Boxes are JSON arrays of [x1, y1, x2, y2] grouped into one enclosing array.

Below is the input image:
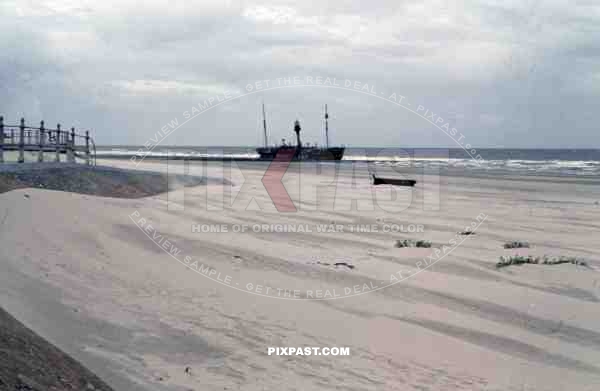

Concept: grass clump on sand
[[503, 241, 530, 249], [394, 239, 432, 248], [496, 255, 588, 268]]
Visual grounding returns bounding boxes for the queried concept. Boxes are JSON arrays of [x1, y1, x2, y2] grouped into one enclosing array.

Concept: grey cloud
[[0, 0, 599, 147]]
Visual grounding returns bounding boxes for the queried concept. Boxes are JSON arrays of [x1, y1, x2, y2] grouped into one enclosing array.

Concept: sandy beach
[[2, 159, 600, 390]]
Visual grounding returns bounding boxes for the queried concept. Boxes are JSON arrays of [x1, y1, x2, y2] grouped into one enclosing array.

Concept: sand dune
[[1, 160, 600, 390]]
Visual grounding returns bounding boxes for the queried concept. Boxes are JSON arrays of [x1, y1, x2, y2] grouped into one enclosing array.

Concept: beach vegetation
[[496, 255, 588, 268], [394, 239, 432, 248], [503, 241, 530, 249]]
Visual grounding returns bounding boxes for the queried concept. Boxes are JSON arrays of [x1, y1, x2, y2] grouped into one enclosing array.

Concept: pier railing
[[0, 116, 96, 166]]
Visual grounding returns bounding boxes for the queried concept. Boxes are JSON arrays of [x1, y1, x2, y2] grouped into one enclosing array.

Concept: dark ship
[[256, 104, 345, 161]]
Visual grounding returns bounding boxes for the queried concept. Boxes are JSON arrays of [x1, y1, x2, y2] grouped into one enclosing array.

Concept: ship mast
[[325, 104, 329, 149], [262, 102, 268, 147]]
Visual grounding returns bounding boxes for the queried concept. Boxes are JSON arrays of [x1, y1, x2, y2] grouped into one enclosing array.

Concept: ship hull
[[318, 147, 345, 161], [256, 146, 345, 161]]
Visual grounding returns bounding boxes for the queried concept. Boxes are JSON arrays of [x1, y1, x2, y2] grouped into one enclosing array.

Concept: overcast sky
[[1, 0, 598, 147]]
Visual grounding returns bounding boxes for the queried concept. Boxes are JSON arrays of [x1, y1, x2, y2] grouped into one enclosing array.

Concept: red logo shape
[[262, 149, 296, 212]]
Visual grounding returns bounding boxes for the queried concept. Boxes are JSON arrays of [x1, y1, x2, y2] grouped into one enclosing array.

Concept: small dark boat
[[371, 174, 416, 187]]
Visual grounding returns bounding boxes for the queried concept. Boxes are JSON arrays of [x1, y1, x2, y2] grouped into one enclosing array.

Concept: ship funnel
[[294, 120, 302, 148]]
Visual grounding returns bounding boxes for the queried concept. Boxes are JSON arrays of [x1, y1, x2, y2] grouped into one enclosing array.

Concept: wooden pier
[[0, 116, 96, 165]]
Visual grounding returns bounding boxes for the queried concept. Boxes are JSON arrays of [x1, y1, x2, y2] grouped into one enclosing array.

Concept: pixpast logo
[[261, 149, 296, 212]]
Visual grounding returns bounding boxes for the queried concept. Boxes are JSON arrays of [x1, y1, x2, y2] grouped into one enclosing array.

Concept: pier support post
[[18, 118, 25, 163], [38, 120, 45, 162], [85, 130, 90, 165], [55, 123, 61, 162], [0, 116, 4, 163], [68, 127, 75, 163]]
